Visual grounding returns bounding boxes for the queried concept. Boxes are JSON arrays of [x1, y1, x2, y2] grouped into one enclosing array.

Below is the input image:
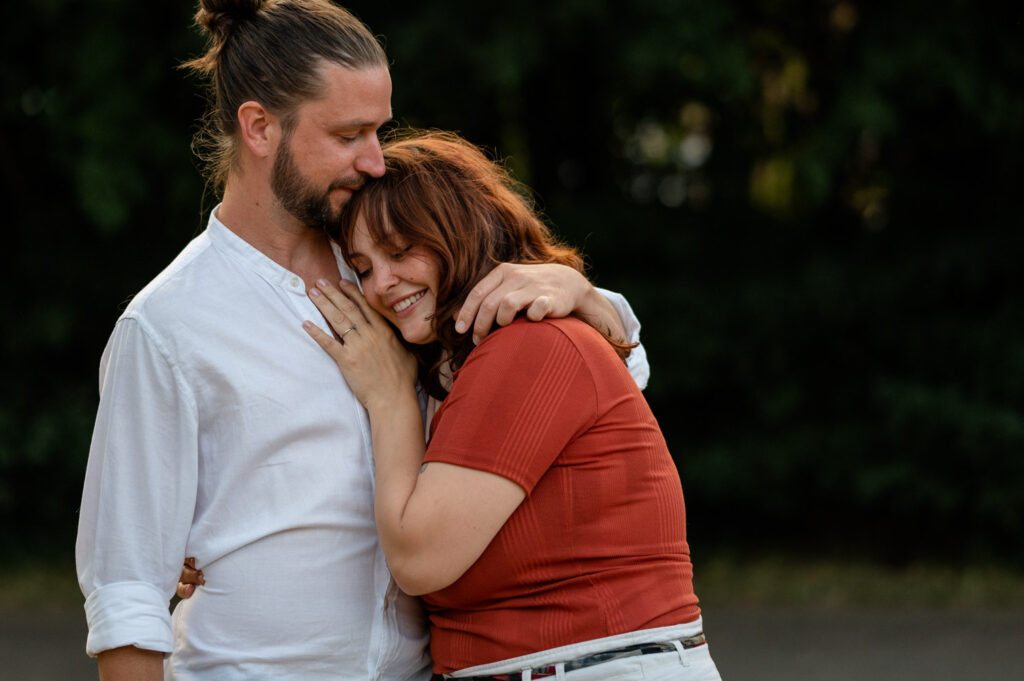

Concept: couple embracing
[[76, 2, 722, 680]]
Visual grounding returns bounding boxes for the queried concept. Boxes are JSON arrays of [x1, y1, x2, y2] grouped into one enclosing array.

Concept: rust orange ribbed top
[[422, 317, 700, 674]]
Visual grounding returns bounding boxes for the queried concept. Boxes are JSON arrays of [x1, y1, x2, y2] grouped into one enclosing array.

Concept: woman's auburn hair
[[334, 129, 632, 399]]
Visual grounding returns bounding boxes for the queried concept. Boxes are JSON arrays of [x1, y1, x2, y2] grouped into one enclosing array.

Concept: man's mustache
[[329, 176, 366, 191]]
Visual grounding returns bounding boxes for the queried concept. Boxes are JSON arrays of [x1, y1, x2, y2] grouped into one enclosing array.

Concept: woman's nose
[[371, 265, 398, 295]]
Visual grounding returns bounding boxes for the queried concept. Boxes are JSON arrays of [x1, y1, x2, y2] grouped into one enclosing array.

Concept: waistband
[[445, 631, 707, 681]]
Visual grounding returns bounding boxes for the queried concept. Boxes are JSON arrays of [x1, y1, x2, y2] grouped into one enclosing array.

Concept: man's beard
[[270, 135, 362, 232]]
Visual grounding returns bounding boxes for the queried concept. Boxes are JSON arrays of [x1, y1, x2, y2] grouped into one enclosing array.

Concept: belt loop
[[672, 639, 690, 667], [521, 667, 533, 681], [554, 661, 567, 680]]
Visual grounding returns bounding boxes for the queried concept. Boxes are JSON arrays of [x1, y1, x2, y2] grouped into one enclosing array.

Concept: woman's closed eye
[[391, 245, 413, 261]]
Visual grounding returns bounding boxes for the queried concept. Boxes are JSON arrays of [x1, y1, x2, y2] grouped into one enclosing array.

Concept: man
[[76, 2, 648, 680]]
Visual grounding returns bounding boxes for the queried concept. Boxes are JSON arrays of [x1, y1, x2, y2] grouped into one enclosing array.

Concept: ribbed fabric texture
[[422, 317, 700, 674]]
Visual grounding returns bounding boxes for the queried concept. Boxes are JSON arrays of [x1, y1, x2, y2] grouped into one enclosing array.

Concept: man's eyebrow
[[334, 113, 394, 130], [332, 120, 375, 130]]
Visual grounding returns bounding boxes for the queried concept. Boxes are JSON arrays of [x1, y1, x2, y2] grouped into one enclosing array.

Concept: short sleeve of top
[[424, 317, 597, 493]]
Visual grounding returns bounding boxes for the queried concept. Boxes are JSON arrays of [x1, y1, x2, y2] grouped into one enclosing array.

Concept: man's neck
[[217, 182, 340, 288]]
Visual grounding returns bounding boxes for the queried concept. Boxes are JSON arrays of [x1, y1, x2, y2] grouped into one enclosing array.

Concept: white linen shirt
[[76, 209, 649, 680], [76, 211, 430, 680]]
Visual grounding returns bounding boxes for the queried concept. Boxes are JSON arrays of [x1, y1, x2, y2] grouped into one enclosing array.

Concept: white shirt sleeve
[[594, 286, 650, 390], [76, 316, 199, 657]]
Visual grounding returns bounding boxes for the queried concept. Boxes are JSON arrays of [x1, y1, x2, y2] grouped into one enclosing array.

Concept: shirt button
[[290, 277, 300, 287]]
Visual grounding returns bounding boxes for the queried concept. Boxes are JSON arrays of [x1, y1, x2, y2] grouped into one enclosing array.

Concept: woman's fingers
[[303, 320, 347, 361], [303, 279, 417, 408], [337, 279, 383, 324], [305, 280, 374, 361], [315, 278, 368, 326], [308, 286, 355, 339], [177, 557, 205, 600], [182, 557, 205, 584], [310, 278, 390, 341]]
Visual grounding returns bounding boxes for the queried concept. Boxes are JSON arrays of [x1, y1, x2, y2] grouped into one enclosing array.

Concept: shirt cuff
[[594, 286, 650, 390], [84, 581, 174, 657]]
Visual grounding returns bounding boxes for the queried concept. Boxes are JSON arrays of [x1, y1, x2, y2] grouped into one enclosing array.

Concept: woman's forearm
[[365, 387, 527, 596], [365, 389, 430, 585]]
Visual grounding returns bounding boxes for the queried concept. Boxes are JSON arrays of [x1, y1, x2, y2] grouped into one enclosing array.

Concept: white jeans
[[446, 619, 722, 681]]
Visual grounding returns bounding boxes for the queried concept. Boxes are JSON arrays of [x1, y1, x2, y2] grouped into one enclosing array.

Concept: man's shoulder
[[120, 230, 217, 323]]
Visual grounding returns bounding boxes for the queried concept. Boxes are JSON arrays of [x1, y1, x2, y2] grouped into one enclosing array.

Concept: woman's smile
[[349, 216, 441, 344], [391, 289, 427, 315]]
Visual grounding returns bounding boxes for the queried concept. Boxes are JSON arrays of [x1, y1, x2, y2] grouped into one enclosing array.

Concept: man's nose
[[355, 135, 385, 178]]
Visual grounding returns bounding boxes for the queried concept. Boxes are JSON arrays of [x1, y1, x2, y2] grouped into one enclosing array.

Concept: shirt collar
[[206, 205, 356, 294]]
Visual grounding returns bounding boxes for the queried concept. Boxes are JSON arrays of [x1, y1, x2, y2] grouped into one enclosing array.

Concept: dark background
[[3, 0, 1022, 568]]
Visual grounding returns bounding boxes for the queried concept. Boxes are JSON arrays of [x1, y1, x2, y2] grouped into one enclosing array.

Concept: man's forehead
[[314, 61, 391, 94], [302, 64, 392, 125]]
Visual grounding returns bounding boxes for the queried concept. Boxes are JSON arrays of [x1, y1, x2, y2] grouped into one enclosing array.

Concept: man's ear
[[237, 100, 279, 158]]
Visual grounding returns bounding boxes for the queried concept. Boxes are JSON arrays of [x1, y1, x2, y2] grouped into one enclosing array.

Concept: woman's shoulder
[[481, 316, 599, 350], [451, 318, 600, 392], [464, 317, 616, 374], [449, 316, 631, 407]]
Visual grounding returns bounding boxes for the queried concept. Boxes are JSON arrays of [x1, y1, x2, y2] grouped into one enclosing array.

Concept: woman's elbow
[[388, 555, 463, 596]]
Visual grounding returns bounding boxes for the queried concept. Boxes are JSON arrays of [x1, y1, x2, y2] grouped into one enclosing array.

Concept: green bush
[[3, 0, 1022, 564]]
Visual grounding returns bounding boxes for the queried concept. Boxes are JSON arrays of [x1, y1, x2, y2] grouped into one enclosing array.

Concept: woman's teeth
[[393, 290, 426, 313]]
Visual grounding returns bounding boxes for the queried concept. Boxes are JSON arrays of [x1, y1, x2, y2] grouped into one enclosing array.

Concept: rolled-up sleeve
[[595, 287, 650, 390], [76, 315, 199, 657]]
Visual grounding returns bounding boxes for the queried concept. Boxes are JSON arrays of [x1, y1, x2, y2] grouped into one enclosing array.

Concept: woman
[[302, 130, 721, 681]]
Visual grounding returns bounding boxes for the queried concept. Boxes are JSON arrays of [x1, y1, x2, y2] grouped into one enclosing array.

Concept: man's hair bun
[[194, 0, 266, 44]]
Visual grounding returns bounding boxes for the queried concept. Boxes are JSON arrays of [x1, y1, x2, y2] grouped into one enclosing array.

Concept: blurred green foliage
[[2, 0, 1022, 564]]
